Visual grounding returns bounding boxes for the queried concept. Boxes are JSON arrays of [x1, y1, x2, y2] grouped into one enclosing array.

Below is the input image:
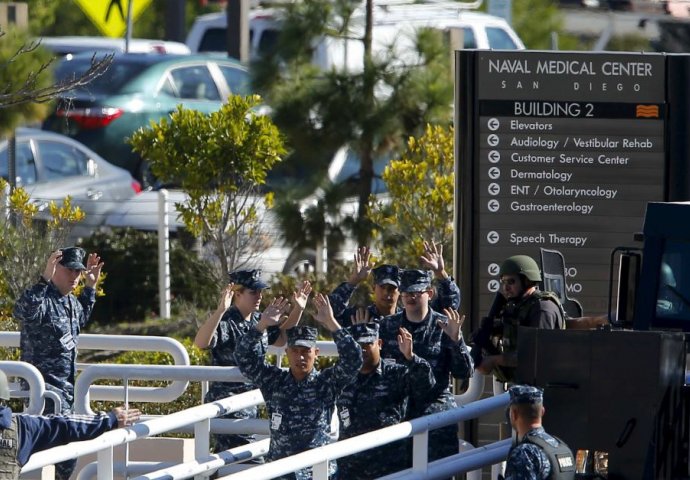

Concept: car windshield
[[54, 57, 150, 94]]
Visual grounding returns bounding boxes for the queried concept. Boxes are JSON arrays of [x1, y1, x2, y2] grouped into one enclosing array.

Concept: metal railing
[[0, 332, 190, 406], [218, 393, 510, 480]]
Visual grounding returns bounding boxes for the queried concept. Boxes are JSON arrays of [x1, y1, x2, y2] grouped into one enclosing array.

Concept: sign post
[[75, 0, 152, 38]]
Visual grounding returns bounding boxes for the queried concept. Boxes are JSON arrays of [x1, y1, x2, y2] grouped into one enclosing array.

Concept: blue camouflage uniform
[[0, 405, 119, 473], [337, 323, 436, 479], [330, 264, 461, 328], [14, 247, 94, 415], [14, 247, 95, 480], [503, 385, 575, 480], [378, 269, 473, 462], [235, 325, 362, 480], [204, 269, 279, 455]]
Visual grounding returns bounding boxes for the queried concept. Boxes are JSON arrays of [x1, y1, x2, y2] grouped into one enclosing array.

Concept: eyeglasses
[[500, 278, 518, 286]]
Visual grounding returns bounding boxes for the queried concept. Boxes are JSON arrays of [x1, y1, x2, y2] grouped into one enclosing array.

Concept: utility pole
[[226, 0, 250, 62], [165, 0, 186, 42]]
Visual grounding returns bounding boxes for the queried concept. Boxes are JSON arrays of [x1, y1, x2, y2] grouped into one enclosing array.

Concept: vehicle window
[[169, 66, 221, 101], [486, 27, 518, 50], [38, 141, 89, 180], [0, 141, 37, 185], [462, 27, 477, 49], [656, 242, 690, 320], [217, 65, 250, 95], [198, 28, 227, 52], [54, 57, 149, 94], [257, 29, 279, 57], [158, 75, 177, 97]]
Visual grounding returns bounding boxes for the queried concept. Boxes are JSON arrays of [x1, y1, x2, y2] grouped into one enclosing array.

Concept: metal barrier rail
[[0, 332, 190, 406], [75, 364, 246, 415], [218, 393, 511, 480], [0, 360, 45, 414], [21, 389, 265, 476]]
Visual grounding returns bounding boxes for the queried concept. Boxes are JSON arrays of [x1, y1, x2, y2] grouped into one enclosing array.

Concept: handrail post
[[411, 430, 429, 473], [97, 446, 115, 480], [195, 418, 211, 463], [312, 459, 330, 480]]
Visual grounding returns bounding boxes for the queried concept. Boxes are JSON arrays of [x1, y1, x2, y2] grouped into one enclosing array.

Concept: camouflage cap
[[348, 322, 379, 343], [372, 264, 400, 287], [228, 269, 269, 290], [59, 247, 87, 271], [509, 385, 544, 405], [287, 326, 318, 348], [399, 269, 433, 293]]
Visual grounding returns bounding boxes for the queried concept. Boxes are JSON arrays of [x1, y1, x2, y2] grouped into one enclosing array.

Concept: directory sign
[[457, 51, 666, 320]]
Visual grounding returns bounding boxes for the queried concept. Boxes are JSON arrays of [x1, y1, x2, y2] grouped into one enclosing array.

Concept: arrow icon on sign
[[488, 199, 500, 212], [488, 167, 501, 180], [488, 263, 500, 275], [487, 118, 500, 131], [488, 150, 501, 163], [488, 279, 500, 292], [487, 134, 499, 146], [487, 231, 500, 244], [488, 183, 500, 195]]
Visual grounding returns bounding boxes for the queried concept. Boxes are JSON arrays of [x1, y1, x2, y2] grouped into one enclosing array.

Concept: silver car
[[1, 128, 141, 241]]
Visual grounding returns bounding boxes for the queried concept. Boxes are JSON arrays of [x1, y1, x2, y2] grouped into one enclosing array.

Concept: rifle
[[470, 292, 513, 382]]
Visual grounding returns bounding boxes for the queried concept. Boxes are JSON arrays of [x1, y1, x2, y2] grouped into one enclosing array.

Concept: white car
[[186, 5, 525, 72], [0, 128, 141, 242], [38, 36, 191, 57]]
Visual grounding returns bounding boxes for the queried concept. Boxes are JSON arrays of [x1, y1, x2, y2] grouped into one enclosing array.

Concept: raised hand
[[350, 307, 371, 326], [438, 308, 465, 343], [84, 252, 104, 288], [397, 327, 413, 360], [259, 297, 291, 329], [348, 246, 373, 285], [420, 240, 446, 278], [312, 293, 340, 332], [292, 280, 312, 311], [42, 250, 63, 282], [216, 283, 234, 313]]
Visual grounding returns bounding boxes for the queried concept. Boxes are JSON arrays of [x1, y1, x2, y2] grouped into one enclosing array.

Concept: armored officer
[[330, 241, 461, 327], [378, 269, 473, 463], [14, 247, 103, 480], [337, 322, 435, 479], [194, 270, 309, 456], [235, 293, 362, 480], [0, 369, 140, 477], [472, 255, 566, 383], [502, 385, 575, 480]]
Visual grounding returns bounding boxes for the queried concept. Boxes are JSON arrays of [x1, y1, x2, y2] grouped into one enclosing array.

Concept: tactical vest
[[522, 431, 576, 480], [501, 291, 566, 353], [0, 418, 20, 479]]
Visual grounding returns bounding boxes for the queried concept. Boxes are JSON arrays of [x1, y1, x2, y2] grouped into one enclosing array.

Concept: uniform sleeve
[[77, 287, 97, 327], [530, 300, 562, 330], [328, 282, 356, 320], [430, 277, 461, 311], [13, 281, 50, 323], [235, 327, 281, 388], [321, 329, 362, 391], [449, 336, 474, 381], [404, 354, 436, 404], [16, 412, 117, 466]]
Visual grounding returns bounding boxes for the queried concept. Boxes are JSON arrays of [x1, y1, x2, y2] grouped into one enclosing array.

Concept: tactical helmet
[[499, 255, 542, 282], [0, 370, 10, 401]]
